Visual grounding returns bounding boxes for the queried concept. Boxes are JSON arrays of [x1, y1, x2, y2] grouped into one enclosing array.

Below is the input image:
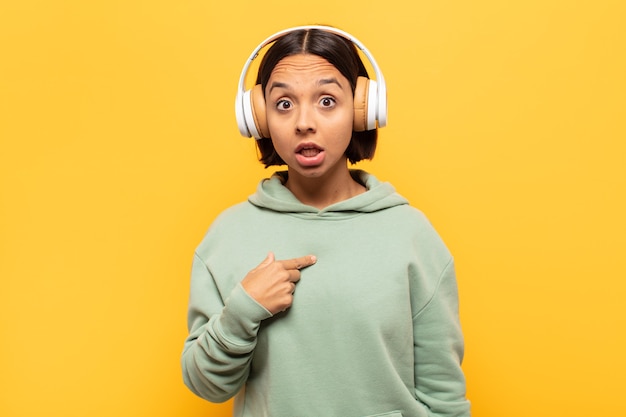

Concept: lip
[[294, 142, 325, 167], [295, 142, 324, 153]]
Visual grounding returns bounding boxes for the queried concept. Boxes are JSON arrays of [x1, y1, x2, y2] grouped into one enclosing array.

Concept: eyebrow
[[317, 77, 343, 89], [268, 77, 344, 94], [268, 81, 289, 94]]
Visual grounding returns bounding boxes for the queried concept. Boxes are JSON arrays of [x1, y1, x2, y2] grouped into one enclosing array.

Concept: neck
[[284, 167, 366, 210]]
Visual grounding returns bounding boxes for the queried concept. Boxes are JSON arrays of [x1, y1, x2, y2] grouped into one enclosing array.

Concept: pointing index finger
[[279, 255, 317, 270]]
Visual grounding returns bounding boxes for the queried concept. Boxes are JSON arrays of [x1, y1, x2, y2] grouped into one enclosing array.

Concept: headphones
[[235, 25, 388, 139]]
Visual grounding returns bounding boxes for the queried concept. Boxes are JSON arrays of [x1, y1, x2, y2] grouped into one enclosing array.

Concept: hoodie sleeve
[[413, 258, 471, 417], [181, 252, 273, 403]]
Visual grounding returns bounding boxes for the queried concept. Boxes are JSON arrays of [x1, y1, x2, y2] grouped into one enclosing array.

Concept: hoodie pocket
[[362, 412, 403, 417]]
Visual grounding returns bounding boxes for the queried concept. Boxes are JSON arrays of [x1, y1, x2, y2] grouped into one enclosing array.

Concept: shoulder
[[195, 201, 259, 256], [213, 198, 270, 225], [387, 203, 452, 259], [381, 203, 442, 237]]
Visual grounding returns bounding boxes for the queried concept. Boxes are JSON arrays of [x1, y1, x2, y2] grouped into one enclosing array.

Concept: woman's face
[[265, 53, 354, 180]]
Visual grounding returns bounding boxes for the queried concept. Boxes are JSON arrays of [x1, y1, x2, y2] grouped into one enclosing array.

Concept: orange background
[[1, 1, 625, 416]]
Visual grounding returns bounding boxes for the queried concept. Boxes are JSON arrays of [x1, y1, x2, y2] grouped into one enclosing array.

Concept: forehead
[[269, 54, 342, 80]]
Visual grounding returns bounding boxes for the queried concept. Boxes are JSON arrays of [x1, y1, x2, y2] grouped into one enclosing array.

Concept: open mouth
[[295, 143, 325, 166], [296, 143, 324, 156], [298, 147, 323, 157]]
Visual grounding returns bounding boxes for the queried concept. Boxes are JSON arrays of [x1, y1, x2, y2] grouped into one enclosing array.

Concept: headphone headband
[[235, 25, 388, 138]]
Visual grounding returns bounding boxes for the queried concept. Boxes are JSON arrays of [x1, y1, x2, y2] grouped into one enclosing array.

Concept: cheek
[[266, 129, 291, 160], [338, 99, 356, 132], [266, 108, 290, 134], [333, 109, 355, 140]]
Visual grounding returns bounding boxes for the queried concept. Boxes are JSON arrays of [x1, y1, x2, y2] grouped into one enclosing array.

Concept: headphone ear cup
[[353, 76, 369, 132], [250, 84, 270, 139]]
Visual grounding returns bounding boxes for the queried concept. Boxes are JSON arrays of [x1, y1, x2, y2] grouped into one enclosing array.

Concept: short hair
[[254, 28, 378, 167]]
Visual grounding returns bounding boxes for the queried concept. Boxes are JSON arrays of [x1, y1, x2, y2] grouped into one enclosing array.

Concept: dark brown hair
[[254, 28, 378, 167]]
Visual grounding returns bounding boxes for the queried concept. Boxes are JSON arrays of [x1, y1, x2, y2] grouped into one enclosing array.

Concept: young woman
[[182, 26, 470, 417]]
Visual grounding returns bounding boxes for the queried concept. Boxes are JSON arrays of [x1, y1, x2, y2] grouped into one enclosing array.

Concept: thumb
[[261, 251, 275, 266], [251, 252, 274, 273]]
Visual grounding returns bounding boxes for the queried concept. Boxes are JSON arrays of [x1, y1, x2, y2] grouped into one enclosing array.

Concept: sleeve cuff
[[215, 283, 273, 347]]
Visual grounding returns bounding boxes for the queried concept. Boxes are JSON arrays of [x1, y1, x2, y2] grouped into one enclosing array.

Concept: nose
[[295, 104, 316, 134]]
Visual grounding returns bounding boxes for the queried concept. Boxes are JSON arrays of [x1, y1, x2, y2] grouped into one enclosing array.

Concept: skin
[[241, 252, 316, 315], [243, 53, 366, 313], [265, 53, 366, 209]]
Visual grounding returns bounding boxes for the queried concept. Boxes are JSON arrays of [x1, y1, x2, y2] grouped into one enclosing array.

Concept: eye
[[320, 97, 336, 108], [276, 99, 292, 111]]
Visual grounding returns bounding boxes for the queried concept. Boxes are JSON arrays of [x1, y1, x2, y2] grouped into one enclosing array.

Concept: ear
[[251, 84, 270, 138], [353, 76, 369, 132]]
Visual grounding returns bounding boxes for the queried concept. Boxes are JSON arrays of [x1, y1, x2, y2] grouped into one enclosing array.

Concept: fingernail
[[310, 255, 317, 263]]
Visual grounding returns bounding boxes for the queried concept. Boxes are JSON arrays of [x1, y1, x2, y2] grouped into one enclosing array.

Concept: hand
[[241, 252, 317, 315]]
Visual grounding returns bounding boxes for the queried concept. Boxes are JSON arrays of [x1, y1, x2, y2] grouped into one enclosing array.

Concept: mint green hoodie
[[182, 170, 470, 417]]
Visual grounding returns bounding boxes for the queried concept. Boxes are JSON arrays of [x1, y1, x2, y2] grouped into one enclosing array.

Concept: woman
[[182, 25, 470, 417]]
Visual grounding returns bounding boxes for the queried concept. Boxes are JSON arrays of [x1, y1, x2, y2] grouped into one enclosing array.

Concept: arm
[[181, 251, 317, 402], [413, 259, 471, 417], [181, 253, 272, 402]]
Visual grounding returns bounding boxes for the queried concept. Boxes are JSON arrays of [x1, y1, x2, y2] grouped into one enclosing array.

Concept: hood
[[248, 170, 408, 218]]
